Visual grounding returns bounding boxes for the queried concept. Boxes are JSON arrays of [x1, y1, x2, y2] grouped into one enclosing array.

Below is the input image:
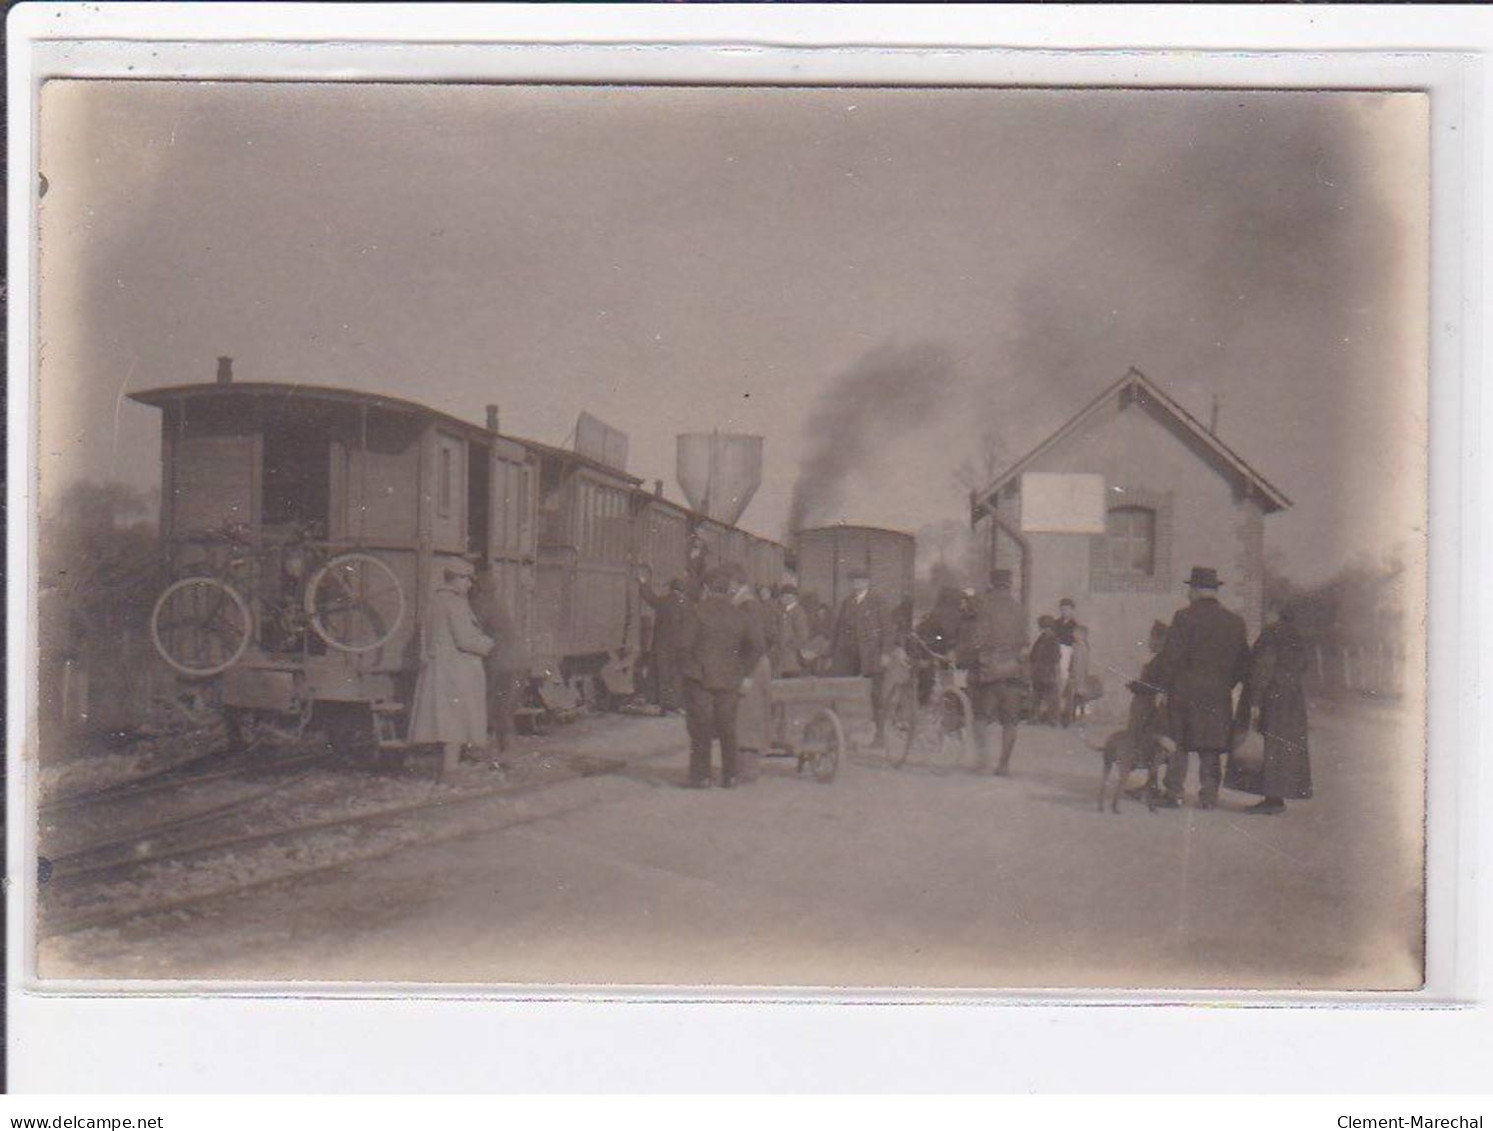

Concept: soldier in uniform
[[1156, 566, 1252, 810], [677, 565, 766, 788], [964, 569, 1028, 776], [831, 566, 896, 747]]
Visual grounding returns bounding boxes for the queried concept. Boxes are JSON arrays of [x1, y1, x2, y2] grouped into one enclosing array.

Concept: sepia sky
[[37, 82, 1427, 585]]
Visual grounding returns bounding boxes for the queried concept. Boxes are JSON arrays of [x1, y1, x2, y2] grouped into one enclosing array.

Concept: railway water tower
[[675, 432, 763, 527]]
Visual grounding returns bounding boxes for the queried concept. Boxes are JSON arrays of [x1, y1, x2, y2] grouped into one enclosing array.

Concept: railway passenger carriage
[[131, 374, 786, 748]]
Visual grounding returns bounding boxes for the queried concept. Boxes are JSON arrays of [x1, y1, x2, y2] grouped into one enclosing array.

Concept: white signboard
[[1020, 472, 1107, 533]]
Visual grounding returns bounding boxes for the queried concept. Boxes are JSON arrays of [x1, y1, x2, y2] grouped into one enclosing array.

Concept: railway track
[[38, 749, 631, 939], [39, 740, 319, 816]]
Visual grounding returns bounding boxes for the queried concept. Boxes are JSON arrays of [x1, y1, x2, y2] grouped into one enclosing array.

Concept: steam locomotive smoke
[[787, 341, 956, 533]]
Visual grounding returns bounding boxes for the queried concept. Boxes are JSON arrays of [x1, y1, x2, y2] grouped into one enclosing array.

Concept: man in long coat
[[964, 569, 1028, 775], [831, 567, 896, 746], [1156, 565, 1251, 809], [677, 566, 766, 788], [637, 569, 688, 712], [409, 558, 494, 777]]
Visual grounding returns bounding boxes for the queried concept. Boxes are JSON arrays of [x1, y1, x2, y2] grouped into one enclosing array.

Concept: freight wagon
[[792, 524, 916, 633]]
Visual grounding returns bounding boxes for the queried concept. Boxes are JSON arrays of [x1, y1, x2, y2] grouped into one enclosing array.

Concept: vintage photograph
[[27, 80, 1428, 990]]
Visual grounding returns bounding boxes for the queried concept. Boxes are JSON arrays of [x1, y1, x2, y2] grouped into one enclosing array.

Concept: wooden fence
[[1303, 641, 1409, 699]]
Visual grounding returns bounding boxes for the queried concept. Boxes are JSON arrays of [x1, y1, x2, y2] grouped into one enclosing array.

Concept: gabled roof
[[971, 367, 1292, 522]]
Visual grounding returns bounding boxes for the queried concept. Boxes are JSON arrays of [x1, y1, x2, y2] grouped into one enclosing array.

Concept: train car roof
[[128, 381, 644, 485], [635, 490, 786, 551]]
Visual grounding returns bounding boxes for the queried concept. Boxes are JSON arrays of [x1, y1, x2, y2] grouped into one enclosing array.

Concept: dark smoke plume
[[787, 341, 956, 533]]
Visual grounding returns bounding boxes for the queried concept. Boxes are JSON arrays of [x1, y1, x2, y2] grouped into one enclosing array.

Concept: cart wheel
[[151, 576, 253, 678], [886, 681, 916, 768], [930, 688, 975, 774], [307, 552, 406, 654], [803, 708, 845, 783]]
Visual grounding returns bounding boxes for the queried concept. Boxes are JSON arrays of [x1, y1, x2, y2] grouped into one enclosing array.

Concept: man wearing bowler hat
[[831, 565, 896, 747], [1155, 566, 1252, 809]]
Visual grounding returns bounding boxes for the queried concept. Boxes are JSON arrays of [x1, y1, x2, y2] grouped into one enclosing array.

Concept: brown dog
[[1092, 728, 1175, 813]]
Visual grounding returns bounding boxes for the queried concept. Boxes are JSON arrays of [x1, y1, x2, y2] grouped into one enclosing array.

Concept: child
[[1029, 615, 1062, 726]]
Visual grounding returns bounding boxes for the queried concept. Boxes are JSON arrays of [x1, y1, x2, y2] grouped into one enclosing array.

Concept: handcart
[[760, 676, 871, 783]]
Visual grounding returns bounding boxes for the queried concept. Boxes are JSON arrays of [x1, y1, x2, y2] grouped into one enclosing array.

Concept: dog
[[1090, 727, 1176, 813]]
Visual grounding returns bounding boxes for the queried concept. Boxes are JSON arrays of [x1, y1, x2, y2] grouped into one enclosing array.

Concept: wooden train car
[[130, 375, 786, 743], [792, 524, 916, 629]]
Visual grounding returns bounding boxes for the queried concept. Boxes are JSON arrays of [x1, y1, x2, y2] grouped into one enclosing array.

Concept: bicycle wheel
[[885, 681, 917, 768], [151, 576, 253, 678], [306, 552, 406, 653], [929, 687, 975, 775]]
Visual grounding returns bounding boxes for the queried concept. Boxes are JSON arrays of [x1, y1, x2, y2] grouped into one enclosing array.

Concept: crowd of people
[[406, 546, 1311, 816], [904, 563, 1311, 813], [635, 549, 904, 789]]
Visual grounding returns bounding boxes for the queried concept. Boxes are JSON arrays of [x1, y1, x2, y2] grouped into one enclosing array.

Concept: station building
[[970, 367, 1291, 715]]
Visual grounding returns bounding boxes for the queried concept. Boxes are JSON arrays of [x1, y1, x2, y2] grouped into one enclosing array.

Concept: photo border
[[6, 3, 1487, 1092]]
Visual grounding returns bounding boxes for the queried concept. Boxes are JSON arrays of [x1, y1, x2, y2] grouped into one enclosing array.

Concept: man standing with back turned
[[966, 568, 1028, 776], [1156, 566, 1251, 810]]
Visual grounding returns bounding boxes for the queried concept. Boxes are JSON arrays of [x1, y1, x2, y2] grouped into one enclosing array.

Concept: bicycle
[[883, 633, 975, 773], [150, 521, 406, 679]]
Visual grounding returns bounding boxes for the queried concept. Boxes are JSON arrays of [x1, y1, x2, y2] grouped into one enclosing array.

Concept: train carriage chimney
[[486, 404, 501, 433], [216, 356, 233, 385]]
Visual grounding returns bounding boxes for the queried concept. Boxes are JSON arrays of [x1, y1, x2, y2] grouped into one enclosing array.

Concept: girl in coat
[[408, 559, 494, 777]]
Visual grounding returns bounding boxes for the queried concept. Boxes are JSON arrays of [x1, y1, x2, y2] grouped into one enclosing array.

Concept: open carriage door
[[488, 438, 537, 663]]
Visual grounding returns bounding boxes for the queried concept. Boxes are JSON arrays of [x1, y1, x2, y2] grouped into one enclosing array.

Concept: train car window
[[438, 445, 454, 519], [261, 420, 330, 529], [468, 443, 490, 558], [516, 465, 531, 551]]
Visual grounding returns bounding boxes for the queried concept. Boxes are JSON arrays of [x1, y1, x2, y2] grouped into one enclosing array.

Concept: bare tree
[[952, 426, 1005, 496]]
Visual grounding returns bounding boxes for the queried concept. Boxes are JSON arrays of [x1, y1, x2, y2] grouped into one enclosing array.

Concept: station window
[[1106, 506, 1156, 575]]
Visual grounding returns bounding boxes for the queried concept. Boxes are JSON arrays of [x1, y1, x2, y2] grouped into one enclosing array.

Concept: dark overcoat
[[965, 590, 1027, 685], [678, 594, 766, 693], [831, 591, 894, 676], [640, 586, 690, 707], [773, 601, 812, 676], [1158, 596, 1251, 753], [1029, 632, 1061, 691], [1227, 621, 1313, 799]]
